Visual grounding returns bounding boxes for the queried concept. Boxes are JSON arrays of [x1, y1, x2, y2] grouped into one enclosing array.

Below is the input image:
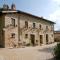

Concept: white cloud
[[48, 0, 60, 30], [53, 0, 60, 2], [52, 0, 60, 5], [49, 9, 60, 21], [52, 0, 60, 2], [49, 9, 60, 30]]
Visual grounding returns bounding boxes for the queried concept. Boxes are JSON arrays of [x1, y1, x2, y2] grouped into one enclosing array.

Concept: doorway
[[30, 34, 35, 46], [40, 35, 43, 45], [46, 34, 49, 44]]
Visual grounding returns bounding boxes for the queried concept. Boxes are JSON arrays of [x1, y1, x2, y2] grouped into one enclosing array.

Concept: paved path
[[0, 43, 57, 60]]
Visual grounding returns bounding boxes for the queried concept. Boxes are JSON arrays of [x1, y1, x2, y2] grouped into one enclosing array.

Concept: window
[[39, 24, 42, 30], [46, 26, 48, 30], [25, 34, 28, 38], [33, 23, 35, 28], [11, 18, 15, 27], [51, 26, 54, 31], [36, 40, 38, 43], [11, 33, 15, 38], [51, 34, 53, 37], [25, 21, 28, 28]]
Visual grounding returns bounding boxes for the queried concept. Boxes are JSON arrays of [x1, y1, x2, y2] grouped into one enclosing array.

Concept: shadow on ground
[[37, 46, 55, 60], [47, 57, 55, 60], [38, 46, 54, 53]]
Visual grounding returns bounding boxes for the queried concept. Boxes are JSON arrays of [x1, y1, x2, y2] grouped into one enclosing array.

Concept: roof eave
[[17, 10, 55, 24]]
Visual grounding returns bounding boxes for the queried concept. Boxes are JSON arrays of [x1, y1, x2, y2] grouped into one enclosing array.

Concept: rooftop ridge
[[0, 8, 55, 24]]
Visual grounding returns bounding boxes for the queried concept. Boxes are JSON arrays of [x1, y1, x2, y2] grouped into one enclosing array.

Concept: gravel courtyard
[[0, 43, 57, 60]]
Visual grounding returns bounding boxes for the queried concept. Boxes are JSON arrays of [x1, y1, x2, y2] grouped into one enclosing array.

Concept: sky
[[0, 0, 60, 31]]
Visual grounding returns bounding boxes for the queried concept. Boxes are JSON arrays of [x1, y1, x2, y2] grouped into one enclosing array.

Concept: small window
[[51, 26, 53, 31], [33, 23, 35, 28], [25, 34, 28, 38], [51, 34, 53, 37], [39, 24, 42, 30], [11, 18, 15, 27], [46, 26, 48, 30], [25, 21, 28, 28], [11, 33, 15, 38], [36, 40, 38, 43]]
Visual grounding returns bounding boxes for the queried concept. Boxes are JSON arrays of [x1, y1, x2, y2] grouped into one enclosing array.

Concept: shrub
[[54, 43, 60, 60]]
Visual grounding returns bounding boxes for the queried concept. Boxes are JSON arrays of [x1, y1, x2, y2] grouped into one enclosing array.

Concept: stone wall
[[1, 13, 54, 48], [4, 13, 19, 48], [19, 14, 54, 46]]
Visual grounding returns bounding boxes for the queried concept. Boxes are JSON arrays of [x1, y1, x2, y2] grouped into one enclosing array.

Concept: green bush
[[54, 43, 60, 60]]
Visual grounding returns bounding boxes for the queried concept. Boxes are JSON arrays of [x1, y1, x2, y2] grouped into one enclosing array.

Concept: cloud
[[47, 0, 60, 31], [52, 0, 60, 5], [53, 0, 60, 2], [49, 9, 60, 21], [49, 9, 60, 30]]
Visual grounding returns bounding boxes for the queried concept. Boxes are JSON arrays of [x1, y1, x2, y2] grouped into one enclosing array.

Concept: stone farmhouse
[[0, 4, 55, 48]]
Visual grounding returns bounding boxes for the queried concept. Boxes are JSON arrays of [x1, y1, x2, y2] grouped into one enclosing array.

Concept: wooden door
[[30, 34, 35, 46]]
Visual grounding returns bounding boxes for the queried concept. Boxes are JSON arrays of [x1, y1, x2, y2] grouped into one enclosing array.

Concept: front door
[[30, 34, 35, 46], [40, 35, 43, 45]]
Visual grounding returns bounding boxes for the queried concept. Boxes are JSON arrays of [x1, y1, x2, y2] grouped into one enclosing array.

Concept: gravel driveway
[[0, 43, 57, 60]]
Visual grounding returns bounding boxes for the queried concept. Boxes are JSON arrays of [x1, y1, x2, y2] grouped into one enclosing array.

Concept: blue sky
[[0, 0, 60, 30]]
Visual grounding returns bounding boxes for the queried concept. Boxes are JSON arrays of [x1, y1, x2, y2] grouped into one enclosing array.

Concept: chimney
[[3, 4, 9, 10], [11, 4, 16, 10]]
